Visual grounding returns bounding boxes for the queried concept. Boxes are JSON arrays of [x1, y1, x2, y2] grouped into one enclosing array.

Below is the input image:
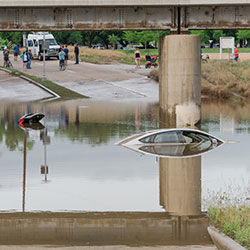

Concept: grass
[[204, 183, 250, 249], [148, 60, 250, 102], [0, 67, 87, 99], [67, 46, 158, 65], [203, 48, 250, 53]]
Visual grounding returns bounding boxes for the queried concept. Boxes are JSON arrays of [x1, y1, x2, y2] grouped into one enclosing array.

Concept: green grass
[[203, 48, 250, 53], [0, 67, 88, 99], [204, 184, 250, 249], [208, 206, 250, 249]]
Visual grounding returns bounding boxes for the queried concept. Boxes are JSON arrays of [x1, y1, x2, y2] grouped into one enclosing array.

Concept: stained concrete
[[0, 70, 53, 101]]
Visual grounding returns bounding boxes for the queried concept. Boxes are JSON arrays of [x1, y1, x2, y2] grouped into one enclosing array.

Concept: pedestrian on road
[[27, 50, 32, 69], [20, 51, 28, 69], [64, 45, 69, 66], [74, 43, 79, 64], [3, 48, 9, 67], [58, 48, 65, 70], [134, 47, 141, 69], [234, 47, 239, 62], [13, 43, 19, 61]]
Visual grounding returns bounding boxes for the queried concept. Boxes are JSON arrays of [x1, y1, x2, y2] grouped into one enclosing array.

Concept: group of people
[[58, 43, 79, 70], [3, 43, 33, 69], [20, 49, 33, 69], [3, 41, 80, 71]]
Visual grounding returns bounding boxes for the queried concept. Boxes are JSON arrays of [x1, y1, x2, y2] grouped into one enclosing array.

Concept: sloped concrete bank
[[208, 227, 247, 250]]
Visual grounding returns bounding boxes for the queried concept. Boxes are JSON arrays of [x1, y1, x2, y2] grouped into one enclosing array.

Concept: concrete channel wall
[[0, 213, 212, 246]]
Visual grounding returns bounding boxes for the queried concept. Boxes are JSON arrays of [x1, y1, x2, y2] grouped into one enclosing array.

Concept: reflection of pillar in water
[[159, 157, 201, 216], [159, 35, 201, 128], [135, 106, 141, 130]]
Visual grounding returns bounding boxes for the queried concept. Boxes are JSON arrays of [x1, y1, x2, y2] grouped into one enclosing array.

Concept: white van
[[26, 32, 60, 60]]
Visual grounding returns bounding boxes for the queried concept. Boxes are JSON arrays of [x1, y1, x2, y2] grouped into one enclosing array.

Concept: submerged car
[[116, 128, 224, 158], [18, 113, 44, 124]]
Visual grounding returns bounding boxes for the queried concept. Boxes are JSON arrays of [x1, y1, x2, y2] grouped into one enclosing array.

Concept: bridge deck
[[1, 0, 250, 7]]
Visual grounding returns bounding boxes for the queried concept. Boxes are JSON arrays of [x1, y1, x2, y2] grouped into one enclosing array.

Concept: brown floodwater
[[0, 99, 249, 246]]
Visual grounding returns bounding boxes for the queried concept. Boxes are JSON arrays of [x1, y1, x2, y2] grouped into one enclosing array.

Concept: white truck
[[26, 32, 60, 60]]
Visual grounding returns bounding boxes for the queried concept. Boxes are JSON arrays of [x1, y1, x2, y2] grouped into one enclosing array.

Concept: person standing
[[27, 50, 32, 69], [20, 51, 28, 69], [58, 48, 65, 70], [64, 45, 69, 66], [13, 43, 19, 61], [134, 47, 141, 69], [3, 48, 9, 67], [234, 47, 239, 62], [74, 43, 79, 64]]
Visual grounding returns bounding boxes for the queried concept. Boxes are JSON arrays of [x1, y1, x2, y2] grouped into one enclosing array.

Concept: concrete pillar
[[159, 157, 201, 216], [159, 35, 201, 128]]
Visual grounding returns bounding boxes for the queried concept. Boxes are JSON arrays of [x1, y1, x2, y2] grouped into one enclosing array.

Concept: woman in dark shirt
[[134, 47, 141, 68]]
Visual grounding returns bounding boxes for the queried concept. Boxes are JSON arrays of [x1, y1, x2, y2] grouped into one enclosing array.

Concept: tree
[[189, 30, 210, 43], [108, 34, 120, 46], [68, 32, 83, 45], [138, 31, 158, 48], [236, 30, 250, 40], [123, 31, 139, 44]]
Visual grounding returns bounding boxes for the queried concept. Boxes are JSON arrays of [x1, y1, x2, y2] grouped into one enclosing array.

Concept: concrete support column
[[159, 157, 201, 216], [159, 35, 201, 128]]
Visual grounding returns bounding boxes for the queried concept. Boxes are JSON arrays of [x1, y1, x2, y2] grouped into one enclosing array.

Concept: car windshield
[[39, 39, 57, 46], [46, 39, 57, 45]]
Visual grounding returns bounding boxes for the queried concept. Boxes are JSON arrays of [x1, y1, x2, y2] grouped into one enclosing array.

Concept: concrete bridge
[[1, 0, 250, 31]]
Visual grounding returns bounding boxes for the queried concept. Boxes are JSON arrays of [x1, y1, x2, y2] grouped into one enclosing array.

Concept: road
[[0, 54, 158, 102]]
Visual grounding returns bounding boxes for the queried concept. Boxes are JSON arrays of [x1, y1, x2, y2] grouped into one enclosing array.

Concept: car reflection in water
[[19, 122, 45, 131], [116, 128, 224, 158]]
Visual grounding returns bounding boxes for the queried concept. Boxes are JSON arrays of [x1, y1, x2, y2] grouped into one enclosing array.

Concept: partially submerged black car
[[18, 113, 44, 124]]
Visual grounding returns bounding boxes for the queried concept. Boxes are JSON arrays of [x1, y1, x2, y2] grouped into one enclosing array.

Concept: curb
[[0, 67, 60, 100], [208, 226, 247, 250]]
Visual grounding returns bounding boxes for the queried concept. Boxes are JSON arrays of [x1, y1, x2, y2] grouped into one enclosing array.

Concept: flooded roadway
[[0, 97, 249, 248], [0, 60, 249, 249]]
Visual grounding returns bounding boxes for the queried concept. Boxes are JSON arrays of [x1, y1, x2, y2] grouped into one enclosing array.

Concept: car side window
[[139, 135, 154, 143], [34, 40, 38, 47], [27, 40, 33, 47], [153, 131, 179, 143]]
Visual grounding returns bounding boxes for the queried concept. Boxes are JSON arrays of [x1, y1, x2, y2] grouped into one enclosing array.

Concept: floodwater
[[0, 98, 249, 246]]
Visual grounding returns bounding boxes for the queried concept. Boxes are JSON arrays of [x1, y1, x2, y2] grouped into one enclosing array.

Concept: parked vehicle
[[91, 44, 104, 49], [26, 32, 60, 60], [116, 128, 225, 158]]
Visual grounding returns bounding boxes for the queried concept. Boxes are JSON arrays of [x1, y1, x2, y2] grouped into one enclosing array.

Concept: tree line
[[0, 30, 250, 48]]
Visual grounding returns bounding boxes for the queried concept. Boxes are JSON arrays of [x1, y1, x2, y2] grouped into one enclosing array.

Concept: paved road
[[0, 54, 158, 102]]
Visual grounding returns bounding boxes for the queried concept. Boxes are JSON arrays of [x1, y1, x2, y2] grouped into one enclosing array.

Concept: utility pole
[[42, 32, 47, 81]]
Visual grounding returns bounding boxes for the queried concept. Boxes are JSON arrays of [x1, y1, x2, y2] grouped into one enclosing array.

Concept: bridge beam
[[1, 5, 250, 31]]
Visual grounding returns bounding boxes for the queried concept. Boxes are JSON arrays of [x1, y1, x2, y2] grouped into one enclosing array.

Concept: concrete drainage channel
[[0, 67, 60, 101], [208, 227, 247, 250]]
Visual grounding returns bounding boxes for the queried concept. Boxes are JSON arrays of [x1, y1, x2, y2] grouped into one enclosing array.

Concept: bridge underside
[[1, 5, 250, 31]]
